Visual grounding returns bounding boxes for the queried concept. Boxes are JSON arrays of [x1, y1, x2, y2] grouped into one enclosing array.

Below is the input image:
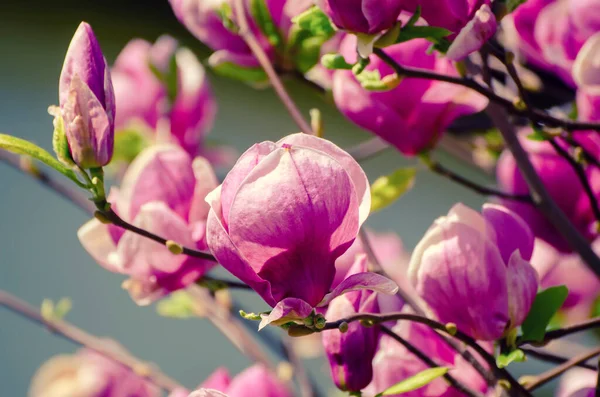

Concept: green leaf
[[148, 54, 179, 104], [520, 285, 569, 343], [210, 59, 269, 83], [370, 167, 417, 212], [496, 349, 526, 368], [404, 6, 422, 29], [526, 127, 547, 141], [113, 128, 151, 164], [321, 54, 353, 70], [292, 6, 335, 39], [507, 0, 529, 12], [396, 26, 452, 45], [41, 298, 72, 321], [376, 367, 449, 396], [251, 0, 283, 49], [156, 291, 196, 319], [0, 133, 82, 186]]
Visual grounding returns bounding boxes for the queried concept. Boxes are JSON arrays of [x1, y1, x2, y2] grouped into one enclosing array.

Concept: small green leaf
[[209, 59, 268, 83], [156, 291, 196, 319], [0, 133, 82, 186], [396, 26, 451, 45], [321, 54, 353, 70], [370, 168, 417, 212], [507, 0, 529, 12], [520, 285, 569, 343], [251, 0, 283, 49], [113, 128, 151, 164], [526, 127, 547, 141], [376, 367, 449, 396], [404, 6, 422, 29], [41, 298, 72, 321], [293, 6, 336, 39], [496, 349, 526, 368]]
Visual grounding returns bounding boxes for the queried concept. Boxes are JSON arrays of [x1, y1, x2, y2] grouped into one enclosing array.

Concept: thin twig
[[0, 289, 182, 392], [372, 48, 600, 133], [282, 336, 313, 397], [524, 347, 600, 391], [0, 151, 94, 215], [379, 325, 485, 397], [519, 317, 600, 346], [101, 207, 216, 262], [347, 137, 391, 162], [198, 275, 253, 290], [547, 138, 600, 227], [422, 156, 533, 203], [233, 0, 313, 135], [186, 285, 274, 370], [521, 348, 598, 371]]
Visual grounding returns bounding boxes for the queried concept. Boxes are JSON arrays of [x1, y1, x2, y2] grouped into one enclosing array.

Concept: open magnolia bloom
[[205, 133, 398, 328], [78, 144, 217, 304], [409, 203, 539, 340]]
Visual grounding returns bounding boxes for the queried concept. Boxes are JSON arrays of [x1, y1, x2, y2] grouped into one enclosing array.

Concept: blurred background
[[0, 0, 503, 394]]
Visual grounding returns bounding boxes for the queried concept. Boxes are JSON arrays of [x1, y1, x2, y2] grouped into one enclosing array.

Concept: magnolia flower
[[409, 203, 539, 340], [314, 0, 405, 34], [78, 145, 217, 304], [333, 36, 487, 155], [206, 133, 397, 328], [52, 22, 115, 168], [497, 130, 600, 252], [111, 35, 217, 158], [446, 4, 497, 61], [556, 369, 598, 397], [323, 254, 385, 392], [29, 347, 159, 397]]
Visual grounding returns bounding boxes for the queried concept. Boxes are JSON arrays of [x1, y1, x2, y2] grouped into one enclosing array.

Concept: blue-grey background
[[0, 1, 541, 395]]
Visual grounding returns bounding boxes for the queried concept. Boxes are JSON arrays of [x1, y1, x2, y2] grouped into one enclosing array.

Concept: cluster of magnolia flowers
[[2, 0, 600, 397]]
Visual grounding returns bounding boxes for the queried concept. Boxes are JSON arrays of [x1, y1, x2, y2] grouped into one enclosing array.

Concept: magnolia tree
[[3, 0, 600, 396]]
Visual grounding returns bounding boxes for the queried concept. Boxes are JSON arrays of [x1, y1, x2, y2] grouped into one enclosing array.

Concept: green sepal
[[112, 128, 151, 164], [321, 54, 354, 70], [496, 348, 526, 368], [370, 167, 417, 212], [49, 106, 75, 167], [251, 0, 283, 50], [375, 367, 449, 396], [156, 291, 197, 319], [210, 58, 269, 83]]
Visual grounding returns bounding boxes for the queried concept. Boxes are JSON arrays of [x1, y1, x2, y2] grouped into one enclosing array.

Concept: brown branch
[[233, 0, 313, 135], [524, 347, 600, 391], [0, 289, 182, 392], [379, 325, 486, 397], [521, 348, 598, 371]]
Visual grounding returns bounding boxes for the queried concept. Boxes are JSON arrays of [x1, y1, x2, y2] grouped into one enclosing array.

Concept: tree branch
[[233, 0, 313, 135], [0, 289, 182, 392], [379, 325, 486, 397]]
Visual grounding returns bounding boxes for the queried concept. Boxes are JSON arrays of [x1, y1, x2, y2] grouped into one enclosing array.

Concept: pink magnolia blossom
[[314, 0, 405, 34], [29, 347, 159, 397], [169, 0, 312, 75], [409, 203, 539, 340], [332, 36, 488, 155], [184, 365, 292, 397], [446, 4, 497, 61], [364, 319, 490, 397], [323, 255, 383, 392], [503, 0, 600, 86], [557, 369, 598, 397], [78, 144, 217, 304], [206, 133, 397, 327], [531, 238, 600, 323], [111, 35, 217, 158], [497, 130, 600, 252], [53, 22, 115, 168]]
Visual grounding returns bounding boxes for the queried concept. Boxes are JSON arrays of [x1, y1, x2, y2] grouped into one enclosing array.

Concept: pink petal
[[483, 203, 535, 262], [77, 219, 120, 273], [277, 133, 371, 225], [319, 269, 398, 307], [118, 145, 196, 221], [200, 368, 231, 391], [446, 4, 497, 61], [220, 142, 277, 227], [188, 389, 230, 397], [117, 202, 193, 276], [259, 298, 314, 330], [205, 186, 275, 305], [189, 156, 219, 224], [506, 250, 539, 328]]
